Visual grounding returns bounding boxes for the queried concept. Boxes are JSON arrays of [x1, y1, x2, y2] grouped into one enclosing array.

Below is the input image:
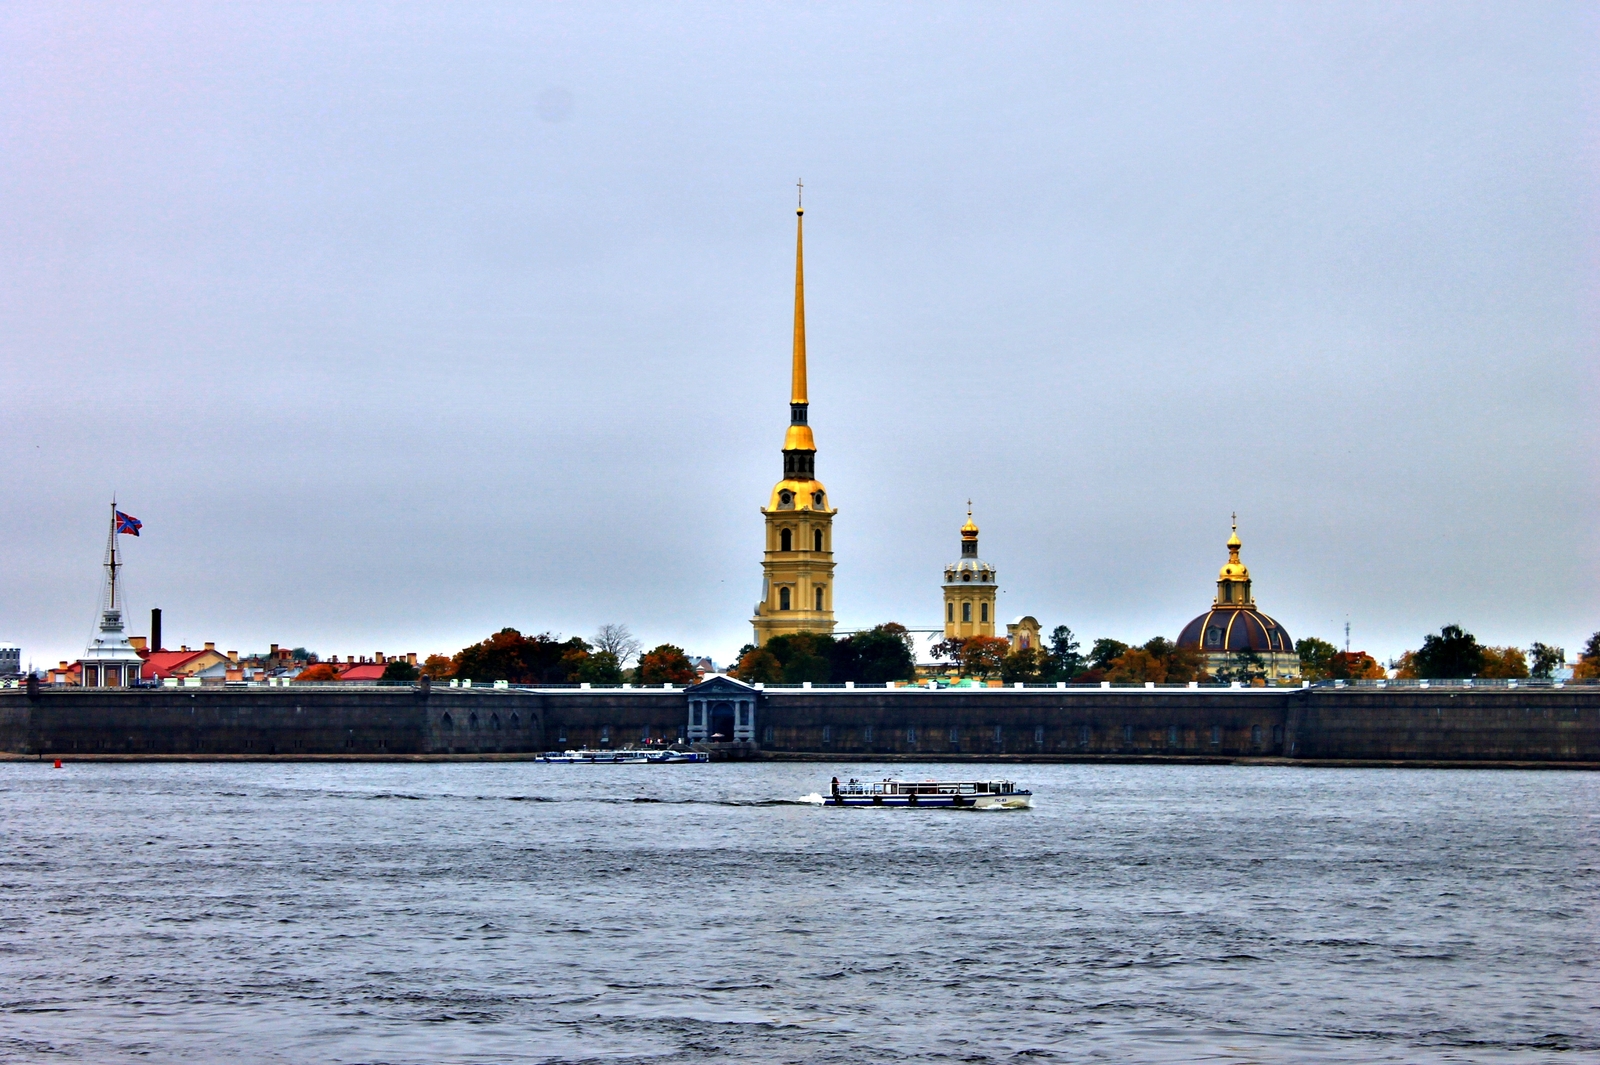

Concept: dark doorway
[[709, 700, 736, 741]]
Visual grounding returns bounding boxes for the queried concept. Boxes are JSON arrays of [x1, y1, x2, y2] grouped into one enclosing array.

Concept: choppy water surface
[[1, 762, 1595, 1064]]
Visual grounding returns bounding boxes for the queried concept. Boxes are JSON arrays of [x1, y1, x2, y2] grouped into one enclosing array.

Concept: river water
[[0, 762, 1595, 1064]]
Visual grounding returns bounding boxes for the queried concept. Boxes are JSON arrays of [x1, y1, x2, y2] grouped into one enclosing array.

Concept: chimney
[[270, 643, 279, 656], [130, 636, 147, 652], [376, 652, 386, 664], [347, 655, 354, 664], [150, 608, 162, 652], [228, 650, 239, 664], [204, 642, 215, 652], [407, 652, 417, 666], [180, 645, 190, 652]]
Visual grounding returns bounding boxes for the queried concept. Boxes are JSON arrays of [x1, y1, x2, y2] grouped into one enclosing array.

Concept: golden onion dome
[[960, 501, 979, 540]]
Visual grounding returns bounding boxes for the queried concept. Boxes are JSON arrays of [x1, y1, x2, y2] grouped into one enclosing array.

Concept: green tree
[[381, 658, 419, 682], [573, 650, 623, 684], [1088, 638, 1129, 672], [1529, 643, 1565, 680], [1296, 637, 1338, 681], [765, 632, 834, 684], [1000, 645, 1046, 683], [1413, 624, 1486, 679], [638, 644, 698, 685], [1215, 649, 1267, 684], [831, 623, 917, 683], [1047, 626, 1084, 680]]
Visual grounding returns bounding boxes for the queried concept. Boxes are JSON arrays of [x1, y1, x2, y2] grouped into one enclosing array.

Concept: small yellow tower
[[942, 503, 997, 639], [752, 188, 836, 646]]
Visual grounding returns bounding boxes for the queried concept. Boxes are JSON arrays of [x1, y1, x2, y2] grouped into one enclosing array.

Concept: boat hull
[[810, 792, 1033, 810]]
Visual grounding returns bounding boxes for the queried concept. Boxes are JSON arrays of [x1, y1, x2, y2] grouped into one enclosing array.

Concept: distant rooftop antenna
[[1345, 618, 1351, 654]]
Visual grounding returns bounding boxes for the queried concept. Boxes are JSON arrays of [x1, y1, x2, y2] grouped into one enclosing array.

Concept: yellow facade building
[[942, 507, 997, 639], [751, 199, 836, 646]]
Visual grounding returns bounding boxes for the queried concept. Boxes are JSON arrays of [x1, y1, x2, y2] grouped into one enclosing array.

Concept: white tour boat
[[538, 748, 709, 764], [805, 777, 1033, 809]]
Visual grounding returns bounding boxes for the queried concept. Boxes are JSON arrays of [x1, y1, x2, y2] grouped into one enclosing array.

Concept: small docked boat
[[807, 777, 1033, 809], [538, 748, 709, 764]]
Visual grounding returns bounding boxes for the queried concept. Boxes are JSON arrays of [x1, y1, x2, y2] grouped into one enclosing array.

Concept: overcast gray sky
[[3, 2, 1595, 670]]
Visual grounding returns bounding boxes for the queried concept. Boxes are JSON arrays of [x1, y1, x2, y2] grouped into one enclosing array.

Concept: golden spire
[[791, 178, 807, 405], [782, 180, 816, 453]]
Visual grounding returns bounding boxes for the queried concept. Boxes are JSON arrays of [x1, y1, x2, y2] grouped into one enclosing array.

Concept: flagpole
[[107, 500, 118, 612]]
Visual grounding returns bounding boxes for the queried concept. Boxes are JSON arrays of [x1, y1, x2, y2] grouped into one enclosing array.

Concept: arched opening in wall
[[813, 529, 823, 551], [441, 712, 454, 731], [709, 701, 736, 741], [469, 712, 479, 731], [780, 528, 793, 551], [779, 587, 791, 610], [962, 602, 971, 623], [981, 602, 988, 623], [947, 603, 954, 622], [491, 713, 502, 731], [815, 586, 824, 611], [510, 712, 520, 729]]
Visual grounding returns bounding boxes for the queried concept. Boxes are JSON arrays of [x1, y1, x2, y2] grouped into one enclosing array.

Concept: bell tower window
[[962, 602, 972, 623], [780, 528, 792, 552], [813, 528, 823, 552], [815, 586, 824, 611], [779, 587, 791, 610], [981, 602, 988, 623], [947, 602, 954, 622]]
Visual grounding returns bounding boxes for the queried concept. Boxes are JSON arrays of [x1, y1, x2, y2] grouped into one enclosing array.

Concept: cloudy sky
[[3, 2, 1595, 670]]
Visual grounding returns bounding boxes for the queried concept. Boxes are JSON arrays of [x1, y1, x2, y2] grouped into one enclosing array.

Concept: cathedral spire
[[791, 180, 807, 406], [783, 183, 816, 455]]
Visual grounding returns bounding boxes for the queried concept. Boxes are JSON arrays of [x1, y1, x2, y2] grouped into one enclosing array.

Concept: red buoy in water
[[52, 759, 62, 769]]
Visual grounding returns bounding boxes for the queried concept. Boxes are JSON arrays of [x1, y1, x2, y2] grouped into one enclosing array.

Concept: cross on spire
[[796, 177, 803, 210]]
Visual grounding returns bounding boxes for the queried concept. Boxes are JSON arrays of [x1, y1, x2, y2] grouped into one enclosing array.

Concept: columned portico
[[685, 675, 758, 744]]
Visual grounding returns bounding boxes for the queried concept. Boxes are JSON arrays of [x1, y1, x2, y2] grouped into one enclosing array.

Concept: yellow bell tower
[[942, 503, 997, 639], [752, 187, 836, 646]]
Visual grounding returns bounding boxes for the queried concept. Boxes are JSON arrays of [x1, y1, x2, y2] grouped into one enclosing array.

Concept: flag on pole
[[115, 511, 142, 536]]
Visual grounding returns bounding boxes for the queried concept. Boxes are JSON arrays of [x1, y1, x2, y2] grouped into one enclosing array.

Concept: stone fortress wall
[[3, 684, 1597, 764]]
